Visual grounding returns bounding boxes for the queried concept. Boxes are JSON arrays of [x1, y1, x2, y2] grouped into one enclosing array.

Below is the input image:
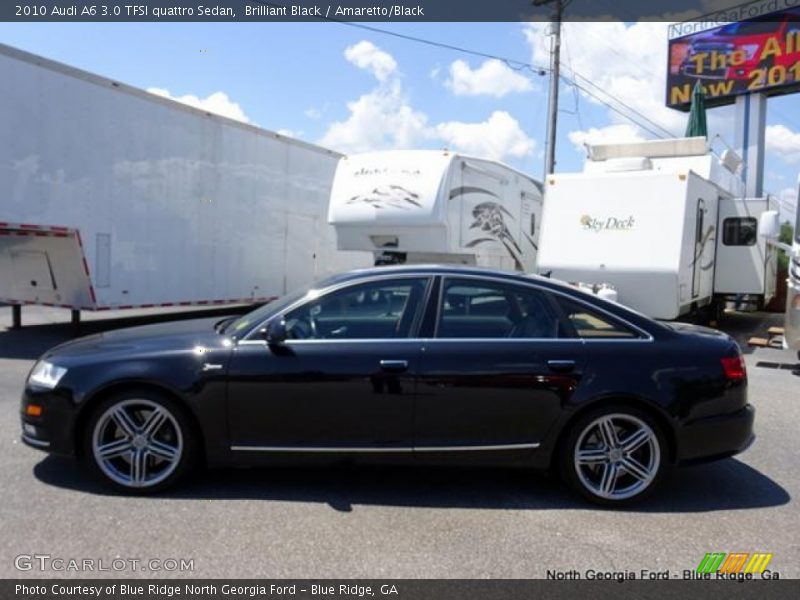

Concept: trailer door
[[714, 198, 767, 295], [284, 214, 318, 293]]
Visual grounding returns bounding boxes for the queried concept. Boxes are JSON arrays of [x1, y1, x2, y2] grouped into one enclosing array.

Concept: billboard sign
[[666, 7, 800, 111]]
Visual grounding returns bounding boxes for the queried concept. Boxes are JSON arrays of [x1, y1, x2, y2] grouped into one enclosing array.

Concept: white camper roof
[[588, 137, 708, 161]]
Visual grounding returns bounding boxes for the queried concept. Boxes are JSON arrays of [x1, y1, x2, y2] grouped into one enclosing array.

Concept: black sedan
[[20, 266, 754, 506]]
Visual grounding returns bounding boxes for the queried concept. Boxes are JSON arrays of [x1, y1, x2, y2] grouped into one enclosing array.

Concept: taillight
[[721, 355, 747, 380]]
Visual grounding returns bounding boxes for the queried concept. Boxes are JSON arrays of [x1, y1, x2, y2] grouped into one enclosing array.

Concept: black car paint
[[21, 266, 752, 472]]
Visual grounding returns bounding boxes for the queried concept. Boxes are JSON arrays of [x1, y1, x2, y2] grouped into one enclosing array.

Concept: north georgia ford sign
[[666, 6, 800, 111], [580, 215, 636, 232]]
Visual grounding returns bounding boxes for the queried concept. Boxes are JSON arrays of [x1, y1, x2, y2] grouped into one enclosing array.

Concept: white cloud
[[524, 22, 735, 149], [445, 59, 534, 98], [276, 128, 303, 138], [321, 41, 534, 162], [147, 87, 250, 123], [344, 40, 398, 82], [319, 81, 429, 153], [436, 111, 535, 160], [304, 107, 322, 119], [766, 124, 800, 164]]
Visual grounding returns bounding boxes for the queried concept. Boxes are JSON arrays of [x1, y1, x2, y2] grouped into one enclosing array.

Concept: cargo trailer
[[0, 43, 371, 326]]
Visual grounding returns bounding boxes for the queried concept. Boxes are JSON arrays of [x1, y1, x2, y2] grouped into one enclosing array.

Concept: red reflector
[[721, 356, 747, 380]]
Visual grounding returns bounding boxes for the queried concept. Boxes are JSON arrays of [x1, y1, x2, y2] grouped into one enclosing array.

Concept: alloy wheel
[[573, 413, 660, 501], [92, 399, 184, 489]]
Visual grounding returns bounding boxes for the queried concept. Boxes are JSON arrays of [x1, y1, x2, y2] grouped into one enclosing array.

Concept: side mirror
[[261, 318, 287, 345], [758, 210, 780, 239]]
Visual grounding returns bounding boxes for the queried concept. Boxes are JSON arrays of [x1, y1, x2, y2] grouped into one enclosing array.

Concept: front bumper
[[675, 404, 755, 465], [20, 387, 78, 456]]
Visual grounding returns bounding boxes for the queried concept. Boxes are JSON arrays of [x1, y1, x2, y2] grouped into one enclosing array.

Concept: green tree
[[778, 220, 794, 271]]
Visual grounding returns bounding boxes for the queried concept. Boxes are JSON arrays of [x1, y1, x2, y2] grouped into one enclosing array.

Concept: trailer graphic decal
[[449, 186, 499, 200], [346, 185, 422, 210], [465, 201, 535, 272]]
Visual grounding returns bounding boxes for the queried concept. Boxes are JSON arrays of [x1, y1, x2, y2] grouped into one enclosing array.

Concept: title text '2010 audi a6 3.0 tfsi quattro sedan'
[[20, 266, 754, 506]]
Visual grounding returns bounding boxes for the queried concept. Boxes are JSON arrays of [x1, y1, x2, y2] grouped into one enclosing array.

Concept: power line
[[249, 2, 678, 141], [336, 20, 675, 139]]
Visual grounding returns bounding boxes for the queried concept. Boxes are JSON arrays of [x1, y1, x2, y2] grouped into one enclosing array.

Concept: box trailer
[[537, 137, 779, 320], [0, 43, 371, 325], [328, 150, 544, 271]]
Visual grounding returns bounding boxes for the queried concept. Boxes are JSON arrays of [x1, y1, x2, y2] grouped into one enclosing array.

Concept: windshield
[[223, 275, 341, 337]]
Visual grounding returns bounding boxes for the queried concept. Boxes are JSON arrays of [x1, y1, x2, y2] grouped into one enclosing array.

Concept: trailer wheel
[[82, 389, 197, 493]]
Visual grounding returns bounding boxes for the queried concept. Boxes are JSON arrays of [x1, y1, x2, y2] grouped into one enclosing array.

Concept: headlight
[[28, 361, 68, 389]]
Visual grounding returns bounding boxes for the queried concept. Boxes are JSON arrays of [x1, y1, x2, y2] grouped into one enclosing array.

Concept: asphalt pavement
[[0, 305, 798, 579]]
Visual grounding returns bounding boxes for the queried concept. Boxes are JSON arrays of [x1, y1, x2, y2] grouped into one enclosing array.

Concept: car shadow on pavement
[[33, 455, 789, 513]]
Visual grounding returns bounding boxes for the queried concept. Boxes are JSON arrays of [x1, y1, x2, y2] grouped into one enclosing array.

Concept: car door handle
[[380, 359, 409, 373], [547, 359, 576, 373]]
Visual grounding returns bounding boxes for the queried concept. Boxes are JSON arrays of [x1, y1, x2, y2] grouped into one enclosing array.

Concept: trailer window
[[722, 217, 757, 246], [555, 298, 637, 339]]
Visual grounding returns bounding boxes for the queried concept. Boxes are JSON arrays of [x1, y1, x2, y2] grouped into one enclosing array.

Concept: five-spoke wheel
[[84, 391, 195, 492], [562, 407, 665, 506]]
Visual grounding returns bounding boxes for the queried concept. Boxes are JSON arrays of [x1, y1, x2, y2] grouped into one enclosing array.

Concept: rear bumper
[[676, 404, 755, 465]]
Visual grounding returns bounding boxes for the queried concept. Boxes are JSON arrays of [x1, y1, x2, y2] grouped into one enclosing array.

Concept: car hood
[[43, 316, 233, 361]]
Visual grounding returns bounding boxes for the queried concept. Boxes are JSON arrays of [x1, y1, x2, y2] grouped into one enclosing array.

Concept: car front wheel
[[561, 407, 666, 506], [83, 390, 195, 493]]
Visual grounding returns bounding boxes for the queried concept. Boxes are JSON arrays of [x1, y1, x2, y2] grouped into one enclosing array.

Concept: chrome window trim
[[242, 273, 434, 341], [231, 442, 540, 453]]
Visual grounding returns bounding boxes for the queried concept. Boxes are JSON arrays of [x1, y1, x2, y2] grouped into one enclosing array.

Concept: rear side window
[[722, 217, 757, 246], [436, 278, 563, 339], [556, 297, 638, 339]]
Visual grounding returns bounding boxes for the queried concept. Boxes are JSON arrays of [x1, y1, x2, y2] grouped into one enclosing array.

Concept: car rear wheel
[[83, 390, 196, 493], [561, 407, 666, 506]]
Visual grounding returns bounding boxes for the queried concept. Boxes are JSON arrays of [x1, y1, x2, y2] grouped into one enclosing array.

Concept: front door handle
[[380, 359, 409, 373], [547, 359, 576, 373]]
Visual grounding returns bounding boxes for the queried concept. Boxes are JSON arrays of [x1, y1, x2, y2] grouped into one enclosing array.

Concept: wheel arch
[[73, 380, 206, 463], [549, 393, 678, 471]]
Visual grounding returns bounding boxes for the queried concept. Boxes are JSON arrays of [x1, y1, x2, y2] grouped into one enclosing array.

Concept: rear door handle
[[380, 359, 409, 373], [547, 359, 576, 373]]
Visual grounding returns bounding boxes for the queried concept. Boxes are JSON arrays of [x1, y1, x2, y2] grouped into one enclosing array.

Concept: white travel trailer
[[328, 150, 544, 271], [0, 43, 370, 326], [781, 176, 800, 351], [537, 137, 779, 320]]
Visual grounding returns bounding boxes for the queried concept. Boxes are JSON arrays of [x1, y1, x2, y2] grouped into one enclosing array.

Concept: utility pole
[[534, 0, 562, 178]]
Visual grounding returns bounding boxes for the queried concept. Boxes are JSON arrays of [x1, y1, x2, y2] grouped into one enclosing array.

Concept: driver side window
[[283, 278, 429, 340]]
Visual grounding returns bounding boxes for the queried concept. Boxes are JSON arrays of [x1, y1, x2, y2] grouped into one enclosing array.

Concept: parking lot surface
[[1, 306, 798, 579]]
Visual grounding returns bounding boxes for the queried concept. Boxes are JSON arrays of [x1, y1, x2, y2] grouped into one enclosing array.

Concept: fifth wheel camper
[[537, 137, 779, 321], [328, 150, 544, 271]]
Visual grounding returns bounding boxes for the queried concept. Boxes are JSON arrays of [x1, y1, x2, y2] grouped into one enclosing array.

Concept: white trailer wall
[[0, 43, 369, 310]]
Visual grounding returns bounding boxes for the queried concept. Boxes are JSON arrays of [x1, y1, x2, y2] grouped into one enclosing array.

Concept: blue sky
[[1, 20, 797, 220]]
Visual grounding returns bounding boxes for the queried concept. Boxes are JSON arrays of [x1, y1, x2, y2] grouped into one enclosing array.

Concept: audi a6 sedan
[[20, 266, 754, 505]]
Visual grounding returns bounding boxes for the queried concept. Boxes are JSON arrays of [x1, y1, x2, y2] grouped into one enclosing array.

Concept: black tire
[[559, 405, 667, 507], [81, 389, 197, 494]]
